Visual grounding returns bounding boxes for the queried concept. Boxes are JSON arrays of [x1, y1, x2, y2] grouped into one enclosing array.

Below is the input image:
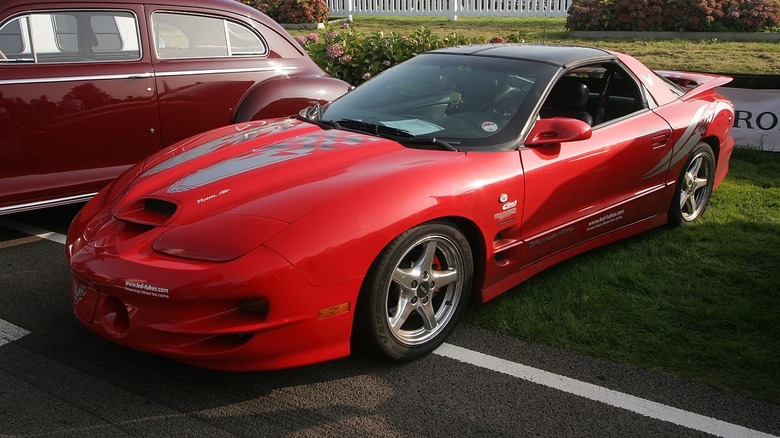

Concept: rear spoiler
[[655, 70, 733, 100]]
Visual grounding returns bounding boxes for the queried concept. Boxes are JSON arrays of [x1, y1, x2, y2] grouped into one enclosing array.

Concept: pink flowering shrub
[[611, 0, 666, 31], [239, 0, 329, 24], [664, 0, 726, 31], [298, 26, 527, 85], [566, 0, 780, 31], [326, 44, 345, 58], [297, 26, 485, 85], [722, 0, 780, 30]]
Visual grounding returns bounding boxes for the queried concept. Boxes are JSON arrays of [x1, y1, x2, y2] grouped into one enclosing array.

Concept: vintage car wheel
[[355, 222, 473, 360], [669, 142, 715, 226]]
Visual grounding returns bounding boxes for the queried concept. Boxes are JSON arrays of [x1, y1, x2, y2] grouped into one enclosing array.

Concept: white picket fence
[[328, 0, 572, 20]]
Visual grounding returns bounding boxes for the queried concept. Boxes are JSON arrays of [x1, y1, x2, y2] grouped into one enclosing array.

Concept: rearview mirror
[[524, 117, 592, 147]]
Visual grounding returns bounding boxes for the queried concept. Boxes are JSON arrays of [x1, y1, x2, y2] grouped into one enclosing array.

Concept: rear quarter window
[[152, 12, 267, 59]]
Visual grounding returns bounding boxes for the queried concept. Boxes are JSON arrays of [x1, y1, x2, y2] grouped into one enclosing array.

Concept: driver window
[[0, 11, 140, 63], [0, 17, 30, 61], [541, 63, 645, 127]]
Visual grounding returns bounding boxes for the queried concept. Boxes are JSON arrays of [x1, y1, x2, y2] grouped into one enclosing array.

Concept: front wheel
[[355, 222, 473, 361], [668, 142, 715, 227]]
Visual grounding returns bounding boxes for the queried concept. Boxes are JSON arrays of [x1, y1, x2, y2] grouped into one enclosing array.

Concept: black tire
[[354, 222, 473, 361], [668, 142, 716, 227]]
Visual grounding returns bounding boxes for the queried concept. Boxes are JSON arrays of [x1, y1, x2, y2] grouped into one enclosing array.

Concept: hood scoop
[[114, 198, 179, 226]]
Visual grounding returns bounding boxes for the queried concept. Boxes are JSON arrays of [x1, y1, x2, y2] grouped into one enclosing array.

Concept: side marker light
[[318, 302, 350, 319]]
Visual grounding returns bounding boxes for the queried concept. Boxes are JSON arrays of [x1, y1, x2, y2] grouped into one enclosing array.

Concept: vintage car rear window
[[152, 12, 267, 59]]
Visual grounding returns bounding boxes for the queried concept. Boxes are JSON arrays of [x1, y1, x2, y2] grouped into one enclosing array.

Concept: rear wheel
[[355, 222, 473, 360], [669, 142, 715, 226]]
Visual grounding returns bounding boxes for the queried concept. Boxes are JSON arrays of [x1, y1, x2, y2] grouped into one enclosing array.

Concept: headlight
[[152, 215, 289, 262]]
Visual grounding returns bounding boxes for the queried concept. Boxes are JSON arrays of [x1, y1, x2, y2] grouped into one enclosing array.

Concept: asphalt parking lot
[[1, 205, 778, 437]]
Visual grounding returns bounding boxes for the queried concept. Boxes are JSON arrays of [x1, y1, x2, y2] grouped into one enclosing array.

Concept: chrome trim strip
[[0, 193, 96, 215], [0, 66, 297, 86], [0, 73, 154, 86], [154, 66, 298, 77]]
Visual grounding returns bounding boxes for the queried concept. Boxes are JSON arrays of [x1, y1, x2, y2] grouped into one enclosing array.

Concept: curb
[[571, 30, 780, 42]]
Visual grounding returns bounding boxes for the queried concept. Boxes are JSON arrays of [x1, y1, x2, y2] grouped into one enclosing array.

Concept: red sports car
[[66, 45, 735, 370]]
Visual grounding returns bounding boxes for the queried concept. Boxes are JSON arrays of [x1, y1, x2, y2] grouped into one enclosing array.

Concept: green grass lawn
[[466, 148, 780, 403], [318, 16, 780, 74]]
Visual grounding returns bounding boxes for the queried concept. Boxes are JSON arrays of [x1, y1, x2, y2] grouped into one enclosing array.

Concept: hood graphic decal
[[143, 121, 289, 178], [167, 130, 381, 193]]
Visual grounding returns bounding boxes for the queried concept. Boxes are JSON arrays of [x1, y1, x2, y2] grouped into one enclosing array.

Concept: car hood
[[112, 118, 461, 227]]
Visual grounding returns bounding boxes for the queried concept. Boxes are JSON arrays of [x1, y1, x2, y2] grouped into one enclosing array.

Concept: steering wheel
[[481, 103, 506, 116]]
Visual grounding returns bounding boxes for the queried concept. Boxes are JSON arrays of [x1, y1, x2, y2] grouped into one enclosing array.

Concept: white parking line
[[0, 319, 31, 347], [0, 218, 67, 244], [0, 218, 60, 348], [2, 219, 776, 438], [435, 343, 776, 438]]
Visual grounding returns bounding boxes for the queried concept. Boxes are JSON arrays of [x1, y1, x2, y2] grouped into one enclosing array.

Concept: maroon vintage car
[[0, 0, 349, 214]]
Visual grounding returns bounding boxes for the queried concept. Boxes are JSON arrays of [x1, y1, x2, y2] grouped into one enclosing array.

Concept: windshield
[[319, 53, 556, 150]]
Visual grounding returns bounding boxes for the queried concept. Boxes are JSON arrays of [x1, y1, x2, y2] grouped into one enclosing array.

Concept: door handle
[[129, 73, 154, 79], [651, 133, 670, 149]]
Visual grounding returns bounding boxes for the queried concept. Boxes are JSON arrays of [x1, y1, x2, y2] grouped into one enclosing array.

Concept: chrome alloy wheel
[[355, 222, 473, 360], [678, 149, 714, 222], [385, 234, 466, 346]]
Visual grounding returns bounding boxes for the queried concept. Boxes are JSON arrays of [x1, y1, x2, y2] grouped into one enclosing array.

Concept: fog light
[[239, 298, 269, 315], [102, 296, 129, 336]]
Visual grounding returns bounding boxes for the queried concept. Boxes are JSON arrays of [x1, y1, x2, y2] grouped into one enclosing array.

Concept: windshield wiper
[[334, 119, 412, 137], [295, 106, 341, 130], [396, 136, 459, 152], [294, 114, 340, 130], [298, 115, 459, 152], [334, 119, 459, 152]]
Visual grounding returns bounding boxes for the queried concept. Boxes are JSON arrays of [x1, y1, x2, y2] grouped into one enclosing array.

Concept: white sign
[[718, 87, 780, 152]]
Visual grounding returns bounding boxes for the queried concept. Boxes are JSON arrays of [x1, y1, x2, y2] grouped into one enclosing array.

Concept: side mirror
[[524, 117, 592, 147]]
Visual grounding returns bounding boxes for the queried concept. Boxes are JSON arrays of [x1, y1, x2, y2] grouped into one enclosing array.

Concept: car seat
[[539, 82, 593, 126]]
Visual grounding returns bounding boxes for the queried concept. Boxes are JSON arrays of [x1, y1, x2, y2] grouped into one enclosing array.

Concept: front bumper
[[67, 213, 357, 371]]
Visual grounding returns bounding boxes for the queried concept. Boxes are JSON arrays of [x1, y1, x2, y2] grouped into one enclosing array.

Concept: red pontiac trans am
[[66, 45, 735, 370], [0, 0, 348, 214]]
